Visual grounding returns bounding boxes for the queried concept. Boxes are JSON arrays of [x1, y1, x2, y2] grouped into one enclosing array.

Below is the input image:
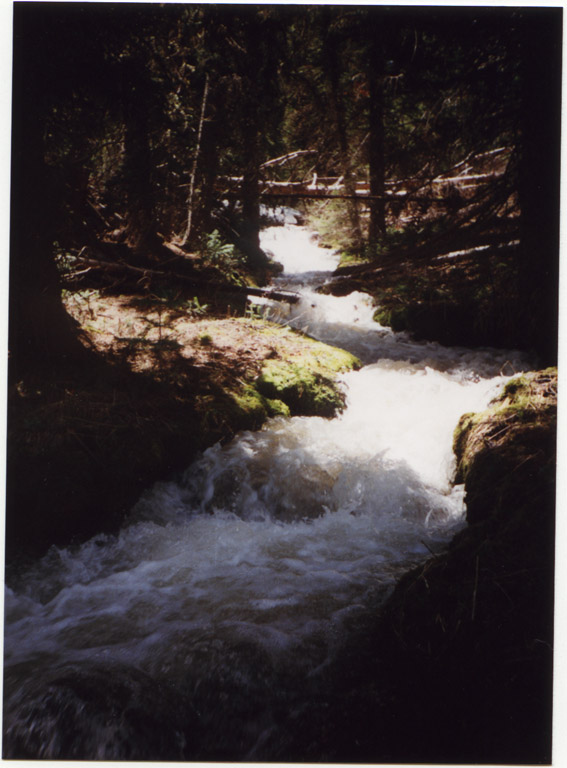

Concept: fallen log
[[65, 254, 301, 304], [329, 236, 519, 285], [223, 188, 390, 202], [244, 286, 300, 304], [220, 184, 479, 205]]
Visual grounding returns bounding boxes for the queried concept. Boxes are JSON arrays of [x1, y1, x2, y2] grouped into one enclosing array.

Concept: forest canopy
[[9, 2, 562, 372]]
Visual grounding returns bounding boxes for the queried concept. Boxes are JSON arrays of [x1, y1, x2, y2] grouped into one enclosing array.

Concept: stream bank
[[6, 297, 358, 562], [325, 241, 557, 364]]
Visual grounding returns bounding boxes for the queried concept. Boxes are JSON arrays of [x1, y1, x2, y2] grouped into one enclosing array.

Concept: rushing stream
[[3, 223, 531, 760]]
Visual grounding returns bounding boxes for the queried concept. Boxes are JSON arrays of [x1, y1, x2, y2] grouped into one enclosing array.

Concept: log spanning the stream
[[217, 178, 496, 204], [216, 146, 511, 203], [219, 177, 382, 202]]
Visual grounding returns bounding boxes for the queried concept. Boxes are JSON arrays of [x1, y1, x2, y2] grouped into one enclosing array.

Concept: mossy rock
[[256, 361, 345, 417], [453, 368, 557, 524], [195, 332, 359, 439], [228, 385, 291, 425], [265, 397, 291, 418], [228, 386, 271, 427], [373, 305, 411, 333], [454, 367, 557, 477], [252, 328, 360, 418]]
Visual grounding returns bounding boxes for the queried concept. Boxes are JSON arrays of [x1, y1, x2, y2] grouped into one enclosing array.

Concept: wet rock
[[3, 663, 201, 760], [259, 205, 304, 226]]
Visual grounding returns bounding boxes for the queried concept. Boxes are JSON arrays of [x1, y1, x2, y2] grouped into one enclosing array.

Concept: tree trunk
[[241, 133, 262, 255], [181, 73, 210, 248], [368, 29, 387, 251], [121, 69, 159, 262], [9, 6, 91, 377], [518, 11, 561, 365], [196, 111, 221, 243], [324, 31, 364, 253], [238, 21, 263, 262]]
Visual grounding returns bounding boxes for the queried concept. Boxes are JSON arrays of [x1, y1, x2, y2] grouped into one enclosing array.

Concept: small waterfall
[[3, 223, 531, 760]]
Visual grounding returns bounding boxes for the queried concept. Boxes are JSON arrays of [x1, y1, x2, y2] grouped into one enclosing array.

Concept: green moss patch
[[253, 327, 360, 418], [192, 323, 360, 435], [256, 361, 343, 417], [200, 385, 292, 439]]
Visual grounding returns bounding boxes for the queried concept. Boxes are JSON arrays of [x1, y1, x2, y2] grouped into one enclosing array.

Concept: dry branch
[[260, 149, 317, 169]]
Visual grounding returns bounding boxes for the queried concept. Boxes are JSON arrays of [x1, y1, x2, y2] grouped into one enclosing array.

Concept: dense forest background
[[9, 2, 562, 378]]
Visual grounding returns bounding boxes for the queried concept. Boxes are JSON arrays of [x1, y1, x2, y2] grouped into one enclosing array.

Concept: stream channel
[[3, 222, 531, 760]]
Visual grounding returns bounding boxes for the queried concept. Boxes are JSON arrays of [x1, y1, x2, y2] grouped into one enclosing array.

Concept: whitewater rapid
[[2, 223, 531, 760]]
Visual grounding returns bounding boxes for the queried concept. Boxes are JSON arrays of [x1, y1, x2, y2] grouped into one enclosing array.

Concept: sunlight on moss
[[453, 368, 557, 484]]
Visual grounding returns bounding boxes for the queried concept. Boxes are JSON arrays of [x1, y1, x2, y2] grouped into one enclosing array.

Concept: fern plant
[[200, 230, 246, 285]]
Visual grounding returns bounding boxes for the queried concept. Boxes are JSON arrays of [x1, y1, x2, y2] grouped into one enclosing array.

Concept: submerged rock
[[259, 204, 304, 226]]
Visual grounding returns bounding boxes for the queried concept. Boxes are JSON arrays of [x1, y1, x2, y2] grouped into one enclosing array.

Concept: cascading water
[[3, 223, 531, 760]]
